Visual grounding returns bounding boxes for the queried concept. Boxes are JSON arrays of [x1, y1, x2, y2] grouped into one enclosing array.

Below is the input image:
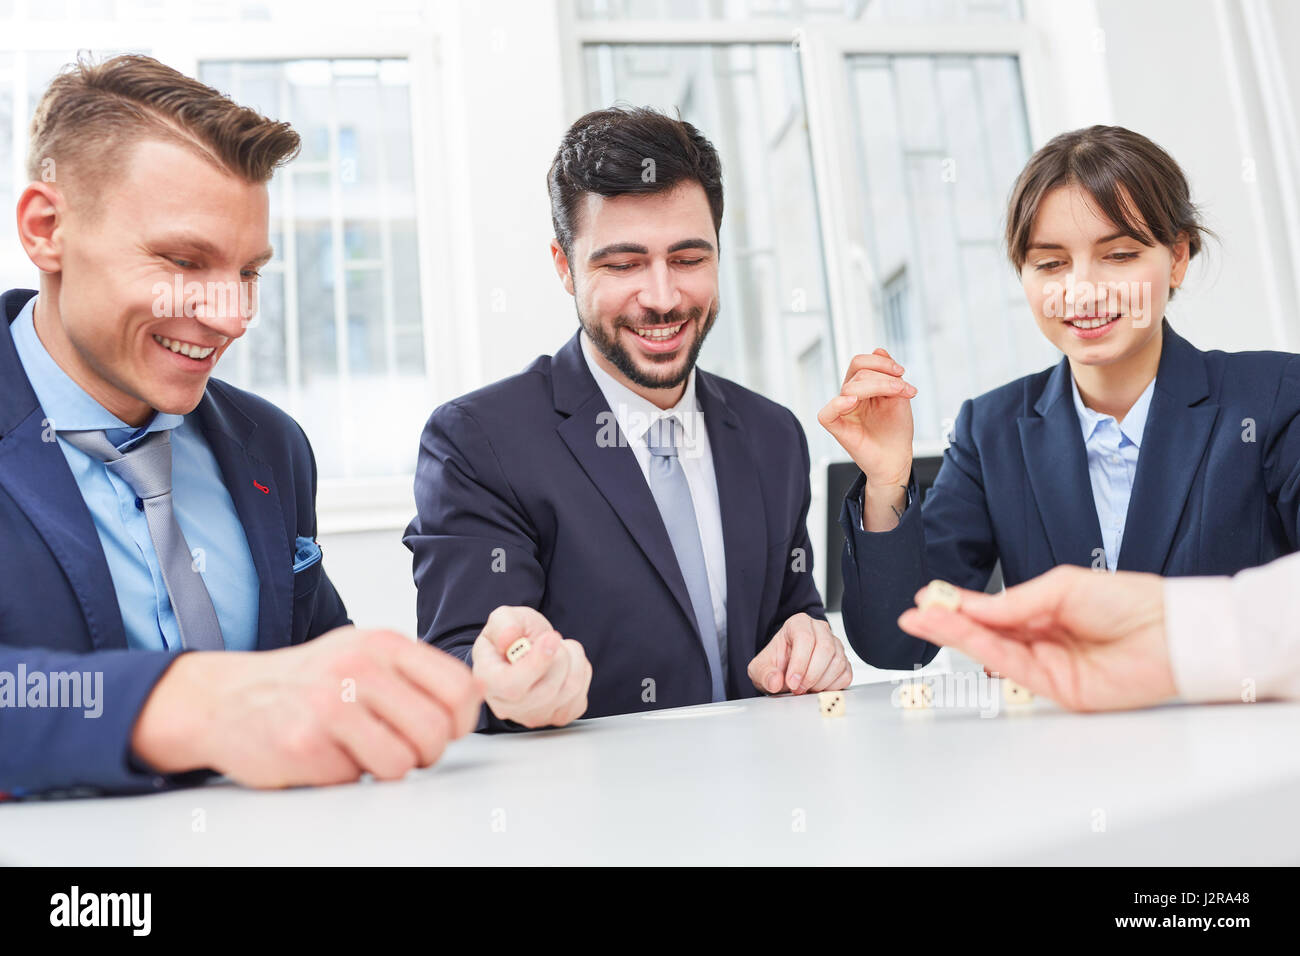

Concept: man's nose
[[191, 273, 256, 338], [636, 261, 682, 316]]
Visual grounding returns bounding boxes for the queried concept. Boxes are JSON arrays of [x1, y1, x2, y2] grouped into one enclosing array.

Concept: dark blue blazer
[[0, 288, 350, 796], [404, 331, 825, 725], [840, 322, 1300, 669]]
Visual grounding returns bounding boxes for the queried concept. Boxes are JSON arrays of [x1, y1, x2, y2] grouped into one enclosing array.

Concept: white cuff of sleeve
[[1164, 575, 1247, 703]]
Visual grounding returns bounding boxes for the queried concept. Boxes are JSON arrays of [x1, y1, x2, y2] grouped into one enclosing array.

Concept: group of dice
[[817, 579, 1034, 717], [507, 580, 1034, 720]]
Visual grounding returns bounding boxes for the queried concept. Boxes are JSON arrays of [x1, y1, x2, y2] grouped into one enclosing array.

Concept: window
[[0, 2, 442, 529], [565, 3, 1051, 607], [0, 47, 143, 292], [198, 59, 428, 482], [881, 267, 911, 357], [846, 53, 1052, 444], [574, 0, 1023, 23]]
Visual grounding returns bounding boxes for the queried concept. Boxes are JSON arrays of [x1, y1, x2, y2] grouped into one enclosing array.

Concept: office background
[[1, 0, 1296, 641]]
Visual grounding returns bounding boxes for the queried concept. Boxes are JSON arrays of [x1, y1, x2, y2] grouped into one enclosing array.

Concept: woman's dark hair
[[547, 105, 724, 255], [1005, 125, 1209, 280]]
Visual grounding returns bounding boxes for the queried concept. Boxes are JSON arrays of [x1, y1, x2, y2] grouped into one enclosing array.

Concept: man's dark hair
[[547, 106, 724, 256]]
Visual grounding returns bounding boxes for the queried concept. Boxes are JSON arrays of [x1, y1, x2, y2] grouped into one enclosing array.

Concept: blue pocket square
[[293, 536, 322, 573]]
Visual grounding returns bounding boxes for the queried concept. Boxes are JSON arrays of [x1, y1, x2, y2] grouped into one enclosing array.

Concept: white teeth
[[1068, 316, 1116, 330], [634, 323, 684, 341], [153, 334, 215, 360]]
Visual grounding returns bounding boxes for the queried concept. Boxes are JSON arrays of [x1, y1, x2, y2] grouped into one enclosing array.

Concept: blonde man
[[0, 55, 481, 797]]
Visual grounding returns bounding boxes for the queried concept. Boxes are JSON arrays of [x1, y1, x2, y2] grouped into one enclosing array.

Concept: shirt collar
[[579, 328, 701, 447], [9, 295, 184, 447], [1070, 373, 1156, 448]]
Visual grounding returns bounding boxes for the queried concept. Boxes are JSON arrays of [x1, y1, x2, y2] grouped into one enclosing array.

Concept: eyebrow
[[157, 233, 275, 268], [588, 242, 647, 263], [248, 247, 276, 268], [587, 237, 716, 263], [667, 238, 715, 254], [1027, 232, 1133, 251]]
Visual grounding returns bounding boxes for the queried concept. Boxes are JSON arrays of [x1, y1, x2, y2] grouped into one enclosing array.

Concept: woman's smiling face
[[1020, 182, 1190, 368]]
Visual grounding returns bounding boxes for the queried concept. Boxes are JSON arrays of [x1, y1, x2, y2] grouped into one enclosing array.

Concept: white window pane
[[847, 52, 1053, 444], [201, 57, 428, 481], [244, 269, 288, 389]]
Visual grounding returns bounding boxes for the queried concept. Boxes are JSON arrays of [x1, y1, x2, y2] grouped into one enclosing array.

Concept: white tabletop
[[4, 678, 1298, 865]]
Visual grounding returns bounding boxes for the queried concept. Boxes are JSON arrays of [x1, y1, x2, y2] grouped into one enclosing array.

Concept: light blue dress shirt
[[1070, 374, 1156, 572], [10, 296, 259, 651]]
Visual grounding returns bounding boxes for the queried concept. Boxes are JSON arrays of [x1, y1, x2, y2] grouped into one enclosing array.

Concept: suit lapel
[[0, 288, 127, 651], [0, 413, 129, 651], [551, 334, 702, 642], [195, 389, 293, 650], [1018, 358, 1105, 568], [696, 372, 767, 695], [1117, 327, 1218, 572]]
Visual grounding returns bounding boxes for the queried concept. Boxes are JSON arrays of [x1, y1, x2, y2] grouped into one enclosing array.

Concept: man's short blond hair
[[27, 53, 300, 194]]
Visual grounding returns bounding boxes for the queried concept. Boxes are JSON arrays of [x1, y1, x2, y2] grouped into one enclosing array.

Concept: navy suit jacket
[[0, 288, 350, 796], [404, 331, 825, 725], [841, 321, 1300, 669]]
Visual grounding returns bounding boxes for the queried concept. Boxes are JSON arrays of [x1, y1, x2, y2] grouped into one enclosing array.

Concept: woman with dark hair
[[823, 125, 1300, 670]]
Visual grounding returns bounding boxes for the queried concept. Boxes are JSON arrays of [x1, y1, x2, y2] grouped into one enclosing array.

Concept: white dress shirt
[[1165, 551, 1300, 701], [579, 330, 728, 646]]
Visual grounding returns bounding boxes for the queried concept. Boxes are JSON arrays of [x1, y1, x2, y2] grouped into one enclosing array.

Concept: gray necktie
[[62, 428, 225, 651], [646, 417, 726, 702]]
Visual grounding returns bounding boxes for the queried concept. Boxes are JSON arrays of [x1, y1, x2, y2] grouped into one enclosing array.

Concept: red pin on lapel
[[253, 480, 270, 494]]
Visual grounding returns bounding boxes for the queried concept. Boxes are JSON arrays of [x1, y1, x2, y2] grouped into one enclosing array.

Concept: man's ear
[[17, 182, 64, 274], [550, 238, 575, 296]]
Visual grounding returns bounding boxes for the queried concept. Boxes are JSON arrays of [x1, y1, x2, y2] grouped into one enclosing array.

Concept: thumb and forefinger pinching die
[[505, 637, 532, 664], [818, 691, 846, 717], [919, 579, 961, 611]]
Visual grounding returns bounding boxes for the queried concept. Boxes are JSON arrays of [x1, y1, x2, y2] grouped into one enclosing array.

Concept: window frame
[[561, 11, 1056, 446]]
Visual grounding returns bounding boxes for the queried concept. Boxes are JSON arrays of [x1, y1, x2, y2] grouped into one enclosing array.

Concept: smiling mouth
[[631, 322, 685, 342], [1066, 315, 1121, 330], [153, 334, 216, 360]]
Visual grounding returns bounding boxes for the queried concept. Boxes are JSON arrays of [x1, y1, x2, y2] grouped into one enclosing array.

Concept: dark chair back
[[823, 455, 949, 612]]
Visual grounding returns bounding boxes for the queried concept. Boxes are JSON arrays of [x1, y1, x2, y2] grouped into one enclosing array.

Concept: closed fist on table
[[748, 612, 853, 696], [473, 605, 592, 729], [131, 625, 484, 789]]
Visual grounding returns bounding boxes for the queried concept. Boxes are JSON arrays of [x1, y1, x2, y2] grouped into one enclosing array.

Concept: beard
[[579, 301, 718, 391]]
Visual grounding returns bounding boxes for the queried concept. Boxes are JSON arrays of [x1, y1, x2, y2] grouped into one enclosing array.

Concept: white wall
[[432, 0, 577, 400], [1095, 0, 1300, 353], [320, 528, 419, 635]]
